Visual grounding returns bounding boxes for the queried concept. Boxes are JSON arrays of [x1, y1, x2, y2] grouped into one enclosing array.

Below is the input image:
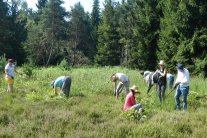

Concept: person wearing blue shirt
[[51, 76, 72, 97]]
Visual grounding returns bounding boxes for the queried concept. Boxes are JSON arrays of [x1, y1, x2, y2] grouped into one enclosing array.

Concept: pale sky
[[26, 0, 121, 13]]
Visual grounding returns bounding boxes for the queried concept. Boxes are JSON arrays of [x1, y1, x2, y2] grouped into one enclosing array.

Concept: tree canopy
[[1, 0, 207, 76]]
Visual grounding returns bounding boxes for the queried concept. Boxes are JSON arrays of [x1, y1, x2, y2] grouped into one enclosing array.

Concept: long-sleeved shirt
[[123, 92, 136, 111], [175, 68, 190, 87]]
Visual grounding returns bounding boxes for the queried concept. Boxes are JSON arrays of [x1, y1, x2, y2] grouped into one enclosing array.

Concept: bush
[[0, 54, 7, 73], [121, 109, 146, 122], [59, 58, 70, 70], [22, 63, 34, 78]]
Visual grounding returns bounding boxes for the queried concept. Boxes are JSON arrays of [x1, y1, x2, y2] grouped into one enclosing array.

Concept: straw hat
[[158, 60, 165, 66], [130, 85, 140, 93]]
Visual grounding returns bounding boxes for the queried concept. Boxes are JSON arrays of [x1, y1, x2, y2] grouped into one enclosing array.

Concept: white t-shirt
[[143, 71, 152, 83], [175, 68, 190, 87], [116, 73, 129, 82], [5, 63, 15, 78], [144, 71, 152, 78]]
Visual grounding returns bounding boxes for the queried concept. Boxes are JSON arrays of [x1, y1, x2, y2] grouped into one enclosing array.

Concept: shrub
[[121, 109, 147, 122], [22, 63, 34, 78], [59, 58, 70, 70], [0, 54, 7, 73]]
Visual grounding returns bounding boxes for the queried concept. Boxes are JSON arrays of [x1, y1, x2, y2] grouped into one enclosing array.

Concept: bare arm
[[54, 87, 58, 95], [157, 68, 167, 77]]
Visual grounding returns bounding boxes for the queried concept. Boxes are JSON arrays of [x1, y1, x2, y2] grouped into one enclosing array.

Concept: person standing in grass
[[5, 59, 15, 93], [174, 63, 190, 111], [123, 85, 143, 111], [51, 76, 72, 97], [155, 60, 167, 102], [111, 73, 130, 98]]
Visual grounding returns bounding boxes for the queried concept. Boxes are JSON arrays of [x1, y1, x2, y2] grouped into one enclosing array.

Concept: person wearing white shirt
[[111, 73, 130, 98], [5, 59, 15, 93], [143, 71, 152, 83], [173, 63, 190, 110]]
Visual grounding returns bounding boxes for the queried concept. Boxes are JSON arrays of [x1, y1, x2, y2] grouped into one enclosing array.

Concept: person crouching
[[123, 85, 143, 112]]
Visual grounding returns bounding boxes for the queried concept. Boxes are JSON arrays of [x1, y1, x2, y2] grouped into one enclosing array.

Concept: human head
[[130, 85, 140, 95], [158, 60, 165, 67], [177, 63, 184, 71], [110, 74, 117, 82], [8, 59, 13, 63]]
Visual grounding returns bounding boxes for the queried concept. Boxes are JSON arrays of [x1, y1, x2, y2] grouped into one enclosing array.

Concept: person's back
[[143, 71, 152, 83], [116, 73, 128, 82], [54, 76, 66, 87], [52, 76, 72, 97]]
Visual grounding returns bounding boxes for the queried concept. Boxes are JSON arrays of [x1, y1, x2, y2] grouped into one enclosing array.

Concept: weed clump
[[121, 109, 147, 122]]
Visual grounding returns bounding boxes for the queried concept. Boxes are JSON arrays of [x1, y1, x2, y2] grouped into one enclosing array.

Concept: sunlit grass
[[0, 66, 206, 137]]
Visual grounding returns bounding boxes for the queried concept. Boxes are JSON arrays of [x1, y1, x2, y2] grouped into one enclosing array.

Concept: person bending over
[[111, 73, 130, 98], [51, 76, 72, 97]]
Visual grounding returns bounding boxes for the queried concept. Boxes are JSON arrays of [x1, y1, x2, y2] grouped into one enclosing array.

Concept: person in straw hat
[[155, 60, 167, 102], [123, 85, 143, 112]]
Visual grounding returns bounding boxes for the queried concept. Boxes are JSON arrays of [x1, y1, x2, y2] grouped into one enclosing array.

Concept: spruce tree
[[95, 0, 121, 66]]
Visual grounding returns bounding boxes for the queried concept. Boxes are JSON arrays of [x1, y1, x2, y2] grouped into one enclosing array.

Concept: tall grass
[[0, 66, 206, 137]]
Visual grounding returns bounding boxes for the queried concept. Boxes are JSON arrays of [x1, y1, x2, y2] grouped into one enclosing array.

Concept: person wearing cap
[[123, 85, 142, 111], [173, 63, 190, 110], [5, 59, 15, 93], [51, 76, 72, 97], [155, 60, 167, 102], [111, 73, 130, 98]]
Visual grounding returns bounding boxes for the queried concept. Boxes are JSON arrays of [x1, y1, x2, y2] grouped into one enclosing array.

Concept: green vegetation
[[0, 67, 206, 137]]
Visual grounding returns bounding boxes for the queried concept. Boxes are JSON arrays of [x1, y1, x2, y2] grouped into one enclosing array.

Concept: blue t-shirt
[[54, 76, 66, 87]]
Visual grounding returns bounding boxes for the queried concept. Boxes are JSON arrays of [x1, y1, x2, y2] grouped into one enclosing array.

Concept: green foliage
[[121, 109, 147, 122], [95, 0, 121, 66], [68, 2, 94, 65], [22, 63, 34, 78], [158, 0, 207, 74], [0, 54, 7, 73], [59, 58, 70, 70], [0, 66, 206, 137]]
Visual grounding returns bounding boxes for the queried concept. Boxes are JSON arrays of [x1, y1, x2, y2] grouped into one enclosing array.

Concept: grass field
[[0, 66, 206, 137]]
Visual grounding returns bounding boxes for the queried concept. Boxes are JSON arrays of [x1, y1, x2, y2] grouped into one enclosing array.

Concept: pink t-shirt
[[123, 92, 136, 111]]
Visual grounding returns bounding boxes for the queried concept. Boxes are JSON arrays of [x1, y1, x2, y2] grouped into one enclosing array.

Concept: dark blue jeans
[[174, 86, 189, 110], [116, 80, 130, 95], [157, 84, 166, 102]]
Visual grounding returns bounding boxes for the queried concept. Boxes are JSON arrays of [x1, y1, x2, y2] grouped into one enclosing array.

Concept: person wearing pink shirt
[[123, 85, 142, 111]]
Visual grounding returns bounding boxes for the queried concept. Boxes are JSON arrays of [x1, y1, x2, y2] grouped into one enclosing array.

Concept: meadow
[[0, 66, 206, 138]]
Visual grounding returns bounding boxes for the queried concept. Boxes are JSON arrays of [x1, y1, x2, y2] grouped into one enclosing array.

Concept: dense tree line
[[0, 0, 207, 76]]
